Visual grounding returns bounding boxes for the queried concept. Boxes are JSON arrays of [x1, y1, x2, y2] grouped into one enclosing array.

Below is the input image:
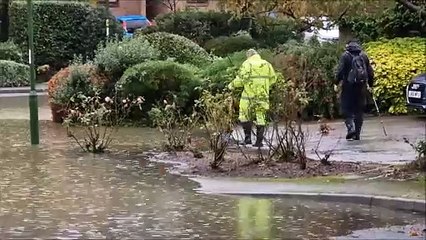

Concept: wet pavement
[[0, 95, 425, 239], [231, 116, 426, 165]]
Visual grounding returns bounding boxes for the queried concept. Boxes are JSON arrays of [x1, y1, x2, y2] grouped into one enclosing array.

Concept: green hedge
[[203, 34, 258, 57], [338, 3, 425, 43], [0, 60, 29, 87], [365, 37, 426, 114], [117, 60, 202, 114], [8, 1, 122, 69], [142, 32, 212, 67], [154, 10, 240, 45], [0, 41, 23, 63], [94, 37, 160, 82]]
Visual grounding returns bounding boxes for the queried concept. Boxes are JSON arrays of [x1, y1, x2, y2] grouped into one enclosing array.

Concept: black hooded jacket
[[335, 42, 375, 113], [335, 42, 374, 87]]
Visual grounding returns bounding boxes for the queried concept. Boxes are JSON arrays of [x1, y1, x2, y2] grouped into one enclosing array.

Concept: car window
[[125, 20, 149, 33]]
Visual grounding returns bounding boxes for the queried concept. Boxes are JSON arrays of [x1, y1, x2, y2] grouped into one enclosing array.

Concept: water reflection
[[238, 198, 272, 239], [0, 120, 424, 239]]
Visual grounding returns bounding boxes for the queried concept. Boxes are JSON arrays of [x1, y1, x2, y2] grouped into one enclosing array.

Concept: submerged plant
[[64, 91, 143, 153]]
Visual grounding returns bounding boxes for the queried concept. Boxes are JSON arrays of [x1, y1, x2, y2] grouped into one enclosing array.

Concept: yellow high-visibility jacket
[[228, 54, 277, 110]]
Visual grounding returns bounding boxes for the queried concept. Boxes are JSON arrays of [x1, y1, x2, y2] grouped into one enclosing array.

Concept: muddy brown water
[[0, 120, 424, 239]]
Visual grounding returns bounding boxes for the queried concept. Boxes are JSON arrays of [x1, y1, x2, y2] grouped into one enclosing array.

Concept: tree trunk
[[0, 0, 9, 42]]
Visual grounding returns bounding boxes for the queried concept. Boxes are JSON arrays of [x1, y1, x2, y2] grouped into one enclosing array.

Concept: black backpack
[[347, 51, 368, 84]]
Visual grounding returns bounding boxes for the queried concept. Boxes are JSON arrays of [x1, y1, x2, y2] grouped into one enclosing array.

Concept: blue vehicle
[[116, 15, 152, 38]]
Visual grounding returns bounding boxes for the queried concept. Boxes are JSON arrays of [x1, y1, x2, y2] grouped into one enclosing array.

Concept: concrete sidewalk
[[231, 116, 426, 165], [191, 177, 426, 212], [0, 83, 48, 95]]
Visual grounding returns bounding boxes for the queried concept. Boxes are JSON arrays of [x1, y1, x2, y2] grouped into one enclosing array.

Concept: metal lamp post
[[27, 0, 39, 145]]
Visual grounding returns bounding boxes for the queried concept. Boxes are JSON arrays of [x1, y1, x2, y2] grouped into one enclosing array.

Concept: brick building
[[104, 0, 219, 19]]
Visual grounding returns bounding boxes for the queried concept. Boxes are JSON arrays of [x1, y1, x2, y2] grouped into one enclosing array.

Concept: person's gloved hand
[[333, 84, 339, 93]]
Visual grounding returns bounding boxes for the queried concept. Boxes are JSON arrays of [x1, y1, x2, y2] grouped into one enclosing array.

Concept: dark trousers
[[341, 85, 366, 136]]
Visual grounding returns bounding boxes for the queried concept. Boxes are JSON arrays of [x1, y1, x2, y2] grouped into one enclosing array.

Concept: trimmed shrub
[[48, 64, 109, 122], [142, 32, 212, 67], [0, 60, 29, 87], [203, 34, 258, 57], [365, 37, 426, 114], [9, 1, 122, 69], [117, 60, 202, 114], [0, 41, 23, 63], [94, 37, 160, 81]]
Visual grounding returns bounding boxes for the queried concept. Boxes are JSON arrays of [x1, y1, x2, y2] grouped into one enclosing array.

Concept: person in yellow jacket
[[228, 49, 277, 147]]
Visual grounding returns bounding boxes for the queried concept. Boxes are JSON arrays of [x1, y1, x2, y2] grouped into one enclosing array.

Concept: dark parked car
[[406, 73, 426, 111]]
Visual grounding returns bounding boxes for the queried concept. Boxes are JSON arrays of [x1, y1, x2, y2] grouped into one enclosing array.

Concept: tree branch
[[395, 0, 426, 18]]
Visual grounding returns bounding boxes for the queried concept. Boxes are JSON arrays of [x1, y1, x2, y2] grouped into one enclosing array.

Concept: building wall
[[110, 0, 219, 18], [110, 0, 146, 16]]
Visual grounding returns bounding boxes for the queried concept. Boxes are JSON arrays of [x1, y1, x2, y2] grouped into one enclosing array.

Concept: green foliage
[[203, 34, 258, 57], [0, 60, 29, 87], [8, 1, 122, 69], [0, 41, 23, 63], [153, 10, 302, 48], [51, 64, 107, 106], [94, 37, 160, 81], [338, 3, 425, 43], [275, 39, 343, 119], [365, 37, 426, 114], [253, 18, 303, 47], [141, 32, 212, 67], [117, 60, 202, 114], [154, 10, 239, 44]]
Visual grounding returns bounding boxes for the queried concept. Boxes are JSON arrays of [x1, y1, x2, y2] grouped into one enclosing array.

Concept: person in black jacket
[[335, 39, 374, 141]]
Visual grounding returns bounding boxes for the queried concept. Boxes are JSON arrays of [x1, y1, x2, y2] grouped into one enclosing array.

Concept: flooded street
[[0, 119, 424, 239]]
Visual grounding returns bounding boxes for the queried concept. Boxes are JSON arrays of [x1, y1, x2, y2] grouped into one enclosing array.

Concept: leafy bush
[[203, 34, 257, 57], [9, 1, 122, 69], [274, 40, 343, 119], [253, 18, 303, 48], [141, 32, 212, 67], [154, 10, 239, 44], [94, 37, 160, 81], [0, 41, 23, 63], [365, 37, 426, 114], [48, 64, 108, 105], [48, 64, 109, 122], [0, 60, 29, 87], [117, 60, 202, 114]]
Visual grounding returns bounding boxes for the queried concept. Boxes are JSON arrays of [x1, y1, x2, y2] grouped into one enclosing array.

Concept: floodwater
[[0, 120, 424, 239]]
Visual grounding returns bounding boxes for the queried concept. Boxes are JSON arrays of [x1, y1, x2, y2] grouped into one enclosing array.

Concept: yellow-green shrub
[[365, 37, 426, 114]]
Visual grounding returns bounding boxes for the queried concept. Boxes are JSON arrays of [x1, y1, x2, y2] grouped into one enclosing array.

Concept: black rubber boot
[[241, 122, 252, 145], [353, 118, 363, 141], [345, 119, 356, 140], [253, 125, 265, 148]]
